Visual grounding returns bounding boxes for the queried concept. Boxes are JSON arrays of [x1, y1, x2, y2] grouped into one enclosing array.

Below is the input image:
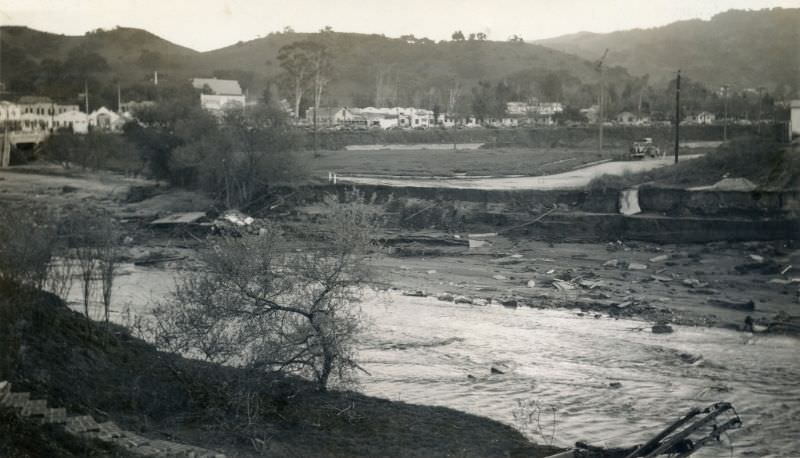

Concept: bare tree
[[448, 80, 463, 116], [97, 222, 119, 324], [75, 242, 98, 321], [0, 212, 58, 290], [277, 41, 313, 120], [153, 193, 379, 392]]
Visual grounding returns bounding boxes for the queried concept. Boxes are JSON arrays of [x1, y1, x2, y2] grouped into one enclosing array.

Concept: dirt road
[[339, 155, 703, 190]]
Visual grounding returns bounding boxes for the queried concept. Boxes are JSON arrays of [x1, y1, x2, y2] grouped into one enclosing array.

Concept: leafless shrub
[[153, 192, 380, 392], [512, 399, 560, 446], [0, 211, 59, 291], [67, 212, 120, 322]]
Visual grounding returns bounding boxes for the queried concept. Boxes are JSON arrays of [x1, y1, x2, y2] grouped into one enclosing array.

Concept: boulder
[[652, 324, 674, 334], [436, 292, 455, 302]]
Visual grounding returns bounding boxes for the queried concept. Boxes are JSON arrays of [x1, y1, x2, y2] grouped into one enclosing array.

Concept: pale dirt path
[[339, 155, 703, 190]]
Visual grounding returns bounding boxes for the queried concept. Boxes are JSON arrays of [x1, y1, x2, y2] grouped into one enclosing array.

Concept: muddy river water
[[72, 264, 800, 457]]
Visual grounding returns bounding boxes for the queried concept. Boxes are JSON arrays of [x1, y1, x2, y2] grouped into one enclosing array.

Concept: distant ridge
[[535, 8, 800, 95]]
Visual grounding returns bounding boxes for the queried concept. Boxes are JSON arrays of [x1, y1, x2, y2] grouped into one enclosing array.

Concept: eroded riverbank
[[2, 165, 798, 457]]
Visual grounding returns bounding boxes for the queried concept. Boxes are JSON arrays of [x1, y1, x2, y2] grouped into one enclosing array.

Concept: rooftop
[[191, 78, 243, 96]]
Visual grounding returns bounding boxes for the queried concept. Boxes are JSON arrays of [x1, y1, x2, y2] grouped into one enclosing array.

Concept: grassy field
[[304, 146, 625, 178]]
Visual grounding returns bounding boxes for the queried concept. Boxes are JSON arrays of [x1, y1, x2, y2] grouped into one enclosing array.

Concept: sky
[[1, 0, 798, 52]]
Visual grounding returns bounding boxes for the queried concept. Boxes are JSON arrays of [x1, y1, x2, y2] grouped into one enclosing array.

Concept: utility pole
[[722, 84, 729, 141], [117, 84, 121, 113], [757, 86, 765, 134], [674, 70, 681, 164], [84, 80, 89, 113], [595, 49, 609, 153], [599, 65, 605, 151]]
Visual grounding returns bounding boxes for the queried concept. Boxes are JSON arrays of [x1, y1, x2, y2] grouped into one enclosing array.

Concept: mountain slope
[[1, 26, 634, 108], [196, 31, 627, 106], [535, 8, 800, 96]]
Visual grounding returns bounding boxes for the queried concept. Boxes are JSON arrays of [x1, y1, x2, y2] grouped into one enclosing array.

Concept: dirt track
[[339, 155, 703, 190]]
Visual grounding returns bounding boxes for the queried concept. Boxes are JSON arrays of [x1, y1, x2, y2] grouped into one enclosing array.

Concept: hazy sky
[[1, 0, 797, 51]]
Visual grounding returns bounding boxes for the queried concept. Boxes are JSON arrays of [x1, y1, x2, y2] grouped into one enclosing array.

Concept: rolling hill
[[534, 8, 800, 97], [1, 26, 633, 109]]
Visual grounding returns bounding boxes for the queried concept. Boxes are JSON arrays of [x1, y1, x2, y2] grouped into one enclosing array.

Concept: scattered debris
[[527, 280, 536, 288], [492, 274, 508, 281], [735, 260, 782, 275], [608, 382, 623, 389], [454, 296, 473, 305], [553, 280, 577, 291], [749, 254, 764, 263], [402, 290, 426, 297], [603, 259, 619, 268], [555, 402, 742, 458], [649, 254, 669, 263], [222, 210, 254, 226], [150, 212, 208, 227], [628, 262, 648, 270], [498, 298, 518, 308], [436, 292, 455, 302], [683, 278, 709, 288], [707, 298, 755, 311], [691, 177, 757, 191], [468, 239, 490, 249]]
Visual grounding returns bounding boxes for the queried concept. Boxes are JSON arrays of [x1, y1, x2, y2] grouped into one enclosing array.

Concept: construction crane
[[595, 49, 609, 152]]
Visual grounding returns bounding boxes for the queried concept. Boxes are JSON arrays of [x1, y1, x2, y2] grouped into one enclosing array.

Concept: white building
[[790, 100, 800, 138], [89, 106, 124, 131], [191, 78, 246, 113], [695, 111, 716, 125], [53, 110, 89, 134], [16, 98, 80, 132], [0, 101, 22, 129]]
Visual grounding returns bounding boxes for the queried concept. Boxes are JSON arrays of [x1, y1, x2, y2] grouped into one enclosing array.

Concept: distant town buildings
[[694, 111, 716, 125], [505, 101, 564, 125], [305, 107, 434, 129], [0, 97, 127, 135], [191, 78, 246, 113]]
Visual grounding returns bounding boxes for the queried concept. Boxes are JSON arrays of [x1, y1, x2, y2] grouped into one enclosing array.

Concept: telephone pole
[[757, 86, 765, 134], [721, 84, 729, 141], [84, 80, 89, 113], [674, 70, 681, 164], [595, 49, 609, 153]]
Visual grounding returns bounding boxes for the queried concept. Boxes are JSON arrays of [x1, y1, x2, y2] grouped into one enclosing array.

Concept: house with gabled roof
[[191, 78, 246, 113]]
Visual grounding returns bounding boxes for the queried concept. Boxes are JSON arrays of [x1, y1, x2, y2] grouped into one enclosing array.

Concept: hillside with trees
[[1, 26, 637, 116], [534, 8, 800, 99]]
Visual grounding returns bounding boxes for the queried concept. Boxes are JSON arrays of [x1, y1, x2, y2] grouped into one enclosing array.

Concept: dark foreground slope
[[0, 281, 560, 457]]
